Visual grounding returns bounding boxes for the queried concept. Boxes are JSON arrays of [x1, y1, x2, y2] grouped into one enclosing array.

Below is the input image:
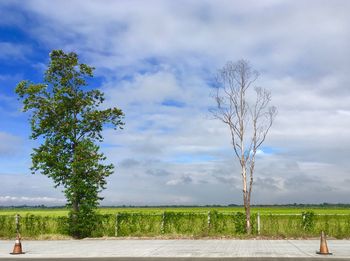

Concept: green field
[[1, 206, 349, 216], [0, 207, 349, 239]]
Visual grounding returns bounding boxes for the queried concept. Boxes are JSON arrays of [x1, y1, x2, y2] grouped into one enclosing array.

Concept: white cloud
[[1, 0, 350, 204], [166, 175, 193, 186], [0, 196, 65, 205]]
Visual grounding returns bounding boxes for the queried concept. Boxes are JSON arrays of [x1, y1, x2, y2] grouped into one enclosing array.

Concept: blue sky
[[1, 0, 350, 206]]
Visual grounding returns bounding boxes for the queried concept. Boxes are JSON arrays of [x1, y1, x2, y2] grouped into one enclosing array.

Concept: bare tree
[[211, 60, 277, 234]]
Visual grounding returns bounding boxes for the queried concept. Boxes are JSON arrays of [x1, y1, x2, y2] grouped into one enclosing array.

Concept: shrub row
[[260, 212, 350, 238], [0, 211, 349, 238]]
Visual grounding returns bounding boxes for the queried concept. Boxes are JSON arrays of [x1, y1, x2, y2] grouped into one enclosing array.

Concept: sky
[[0, 0, 350, 206]]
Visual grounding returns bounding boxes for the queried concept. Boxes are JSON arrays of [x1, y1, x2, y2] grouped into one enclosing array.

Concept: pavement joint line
[[287, 240, 314, 257]]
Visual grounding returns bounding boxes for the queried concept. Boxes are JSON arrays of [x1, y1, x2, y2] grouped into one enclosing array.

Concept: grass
[[1, 206, 349, 216], [0, 208, 68, 217]]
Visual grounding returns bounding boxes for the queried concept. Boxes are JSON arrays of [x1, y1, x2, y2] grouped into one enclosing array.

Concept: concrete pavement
[[0, 239, 349, 260]]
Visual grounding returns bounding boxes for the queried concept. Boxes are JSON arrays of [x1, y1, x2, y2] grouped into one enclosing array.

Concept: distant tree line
[[1, 203, 350, 209]]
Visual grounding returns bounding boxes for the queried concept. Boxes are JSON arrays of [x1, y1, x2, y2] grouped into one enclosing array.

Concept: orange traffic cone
[[316, 231, 332, 255], [10, 234, 24, 255]]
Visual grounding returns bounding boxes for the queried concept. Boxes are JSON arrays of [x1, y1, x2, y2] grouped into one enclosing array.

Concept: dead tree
[[211, 60, 277, 234]]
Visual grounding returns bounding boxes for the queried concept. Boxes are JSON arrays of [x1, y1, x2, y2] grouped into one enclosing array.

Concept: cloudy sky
[[0, 0, 349, 206]]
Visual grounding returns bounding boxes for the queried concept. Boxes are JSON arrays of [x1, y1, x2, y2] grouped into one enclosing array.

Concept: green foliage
[[209, 210, 233, 235], [15, 50, 124, 238], [1, 206, 349, 217], [0, 215, 16, 238], [1, 211, 350, 239], [89, 214, 116, 237], [301, 211, 315, 231], [163, 212, 208, 236], [117, 213, 162, 237], [115, 211, 257, 237], [21, 214, 69, 237], [233, 212, 247, 234], [258, 213, 350, 238], [0, 215, 69, 238]]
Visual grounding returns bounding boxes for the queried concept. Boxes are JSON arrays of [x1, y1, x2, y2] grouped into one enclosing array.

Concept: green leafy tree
[[16, 50, 124, 238]]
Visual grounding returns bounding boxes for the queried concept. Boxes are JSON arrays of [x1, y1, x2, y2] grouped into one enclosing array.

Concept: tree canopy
[[16, 50, 124, 238]]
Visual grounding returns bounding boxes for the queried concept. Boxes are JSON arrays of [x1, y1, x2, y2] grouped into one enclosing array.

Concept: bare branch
[[210, 59, 277, 234]]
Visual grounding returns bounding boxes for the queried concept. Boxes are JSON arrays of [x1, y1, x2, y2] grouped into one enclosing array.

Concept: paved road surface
[[0, 239, 349, 260]]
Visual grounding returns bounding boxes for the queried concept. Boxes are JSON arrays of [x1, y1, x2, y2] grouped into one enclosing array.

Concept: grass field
[[0, 206, 349, 216]]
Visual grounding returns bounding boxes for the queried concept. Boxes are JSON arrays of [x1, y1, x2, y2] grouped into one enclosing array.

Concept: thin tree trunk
[[246, 157, 255, 234], [245, 203, 251, 234], [242, 165, 251, 234]]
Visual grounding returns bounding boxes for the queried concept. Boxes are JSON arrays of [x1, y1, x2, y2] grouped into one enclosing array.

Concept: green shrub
[[233, 212, 246, 234], [117, 213, 161, 237], [1, 211, 350, 239], [301, 211, 315, 232], [163, 212, 207, 236], [209, 211, 234, 235], [0, 215, 15, 238]]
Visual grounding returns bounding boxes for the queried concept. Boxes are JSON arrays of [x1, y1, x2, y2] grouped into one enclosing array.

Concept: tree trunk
[[71, 140, 80, 238], [71, 194, 80, 238], [72, 200, 79, 214], [244, 201, 251, 234], [242, 166, 251, 234]]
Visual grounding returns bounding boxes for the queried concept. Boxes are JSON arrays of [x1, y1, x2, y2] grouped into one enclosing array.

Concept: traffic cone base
[[316, 251, 332, 255], [10, 236, 24, 254], [316, 231, 332, 255]]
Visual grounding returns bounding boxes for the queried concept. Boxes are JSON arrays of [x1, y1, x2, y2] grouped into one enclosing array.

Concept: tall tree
[[211, 60, 277, 234], [16, 50, 124, 238]]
